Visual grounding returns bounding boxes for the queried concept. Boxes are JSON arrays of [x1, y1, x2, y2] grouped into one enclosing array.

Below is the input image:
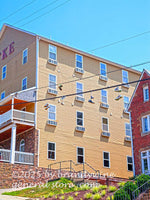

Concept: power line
[[13, 0, 61, 26], [0, 0, 38, 22], [20, 0, 72, 27], [89, 30, 150, 52], [1, 77, 150, 108]]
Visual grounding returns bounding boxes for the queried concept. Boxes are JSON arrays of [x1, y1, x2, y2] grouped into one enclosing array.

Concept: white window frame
[[101, 90, 108, 104], [22, 48, 28, 64], [77, 146, 84, 164], [124, 96, 129, 110], [76, 82, 83, 97], [48, 104, 56, 121], [19, 139, 25, 152], [143, 86, 149, 102], [102, 117, 109, 132], [47, 142, 56, 160], [142, 115, 150, 133], [103, 151, 110, 168], [76, 54, 83, 69], [49, 74, 57, 90], [49, 44, 57, 61], [127, 156, 133, 171], [141, 150, 150, 174], [76, 111, 84, 127], [22, 77, 27, 90], [122, 70, 128, 84], [2, 65, 7, 80], [125, 123, 131, 137], [100, 63, 107, 77], [1, 91, 5, 100]]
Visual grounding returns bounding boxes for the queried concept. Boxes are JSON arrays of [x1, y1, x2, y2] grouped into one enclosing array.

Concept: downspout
[[129, 111, 135, 176]]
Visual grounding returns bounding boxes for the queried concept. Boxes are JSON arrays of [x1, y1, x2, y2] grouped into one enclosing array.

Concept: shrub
[[60, 196, 65, 200], [117, 182, 125, 188], [75, 192, 78, 197], [114, 189, 130, 200], [60, 189, 64, 194], [108, 186, 117, 192], [124, 181, 139, 200], [67, 196, 74, 200], [48, 192, 54, 197], [93, 193, 101, 200], [106, 196, 114, 200], [80, 184, 90, 191], [98, 185, 107, 190], [91, 186, 99, 194], [101, 190, 106, 196], [73, 186, 79, 191], [135, 174, 150, 189], [84, 192, 93, 199]]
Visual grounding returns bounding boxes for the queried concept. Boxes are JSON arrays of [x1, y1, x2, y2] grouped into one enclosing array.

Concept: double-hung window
[[101, 90, 108, 104], [1, 91, 5, 100], [49, 74, 57, 90], [76, 54, 83, 69], [142, 115, 150, 133], [124, 96, 129, 110], [127, 156, 133, 171], [77, 111, 84, 126], [48, 105, 56, 121], [22, 77, 27, 90], [49, 44, 57, 61], [141, 150, 150, 174], [103, 152, 110, 168], [143, 86, 149, 102], [2, 65, 7, 80], [102, 117, 109, 132], [48, 142, 56, 160], [22, 49, 28, 64], [122, 70, 128, 84], [77, 147, 84, 163], [76, 82, 83, 97], [100, 63, 107, 77], [125, 123, 131, 137]]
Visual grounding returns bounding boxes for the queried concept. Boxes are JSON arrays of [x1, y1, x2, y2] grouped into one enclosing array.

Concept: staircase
[[132, 180, 150, 200]]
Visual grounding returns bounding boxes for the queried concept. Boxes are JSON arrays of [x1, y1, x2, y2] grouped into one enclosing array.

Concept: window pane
[[48, 151, 55, 159], [78, 156, 83, 163], [104, 152, 109, 159], [104, 160, 109, 167], [77, 82, 82, 90], [49, 74, 56, 82], [127, 157, 132, 163], [103, 118, 108, 125], [49, 113, 55, 120], [76, 54, 82, 62], [48, 143, 55, 150], [76, 61, 82, 69], [77, 119, 83, 126], [78, 148, 83, 155], [77, 112, 83, 119], [143, 159, 148, 171], [128, 164, 133, 171], [49, 105, 55, 112], [143, 117, 148, 132]]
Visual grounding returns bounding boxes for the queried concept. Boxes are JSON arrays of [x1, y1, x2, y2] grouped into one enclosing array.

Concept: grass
[[2, 178, 77, 198]]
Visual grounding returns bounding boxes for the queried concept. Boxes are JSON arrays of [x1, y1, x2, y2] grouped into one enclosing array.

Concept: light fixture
[[44, 103, 50, 110], [114, 87, 122, 92], [115, 95, 123, 101], [58, 84, 63, 91]]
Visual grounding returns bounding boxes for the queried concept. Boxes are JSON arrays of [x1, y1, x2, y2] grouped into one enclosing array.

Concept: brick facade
[[0, 128, 39, 166], [129, 70, 150, 175]]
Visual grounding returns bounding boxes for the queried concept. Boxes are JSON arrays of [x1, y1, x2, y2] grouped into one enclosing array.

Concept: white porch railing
[[0, 149, 11, 162], [0, 109, 34, 127], [15, 151, 34, 165]]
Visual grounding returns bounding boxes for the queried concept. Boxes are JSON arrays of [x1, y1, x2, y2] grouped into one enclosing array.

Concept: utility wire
[[1, 77, 150, 107], [89, 30, 150, 52], [0, 0, 38, 22], [20, 0, 72, 27], [13, 0, 60, 25]]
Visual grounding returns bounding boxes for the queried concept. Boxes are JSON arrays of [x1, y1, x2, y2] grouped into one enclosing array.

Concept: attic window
[[143, 86, 149, 102]]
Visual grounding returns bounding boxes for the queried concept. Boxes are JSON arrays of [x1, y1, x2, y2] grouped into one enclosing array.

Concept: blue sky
[[0, 0, 150, 71]]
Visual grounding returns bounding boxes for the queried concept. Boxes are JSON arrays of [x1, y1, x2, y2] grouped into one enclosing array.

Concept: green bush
[[67, 196, 74, 200], [106, 196, 114, 200], [101, 190, 106, 196], [91, 187, 99, 194], [60, 196, 65, 200], [108, 186, 117, 192], [114, 189, 130, 200], [75, 192, 78, 197], [84, 192, 93, 199], [117, 182, 125, 188], [135, 174, 150, 189], [98, 185, 107, 190], [48, 192, 54, 197], [80, 184, 90, 191], [92, 193, 101, 200], [124, 181, 139, 200]]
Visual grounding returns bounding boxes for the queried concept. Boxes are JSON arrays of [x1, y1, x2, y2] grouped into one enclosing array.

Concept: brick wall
[[129, 71, 150, 175]]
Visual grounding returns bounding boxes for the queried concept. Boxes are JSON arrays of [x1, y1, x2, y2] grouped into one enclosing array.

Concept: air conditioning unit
[[99, 75, 108, 81], [123, 84, 129, 88], [100, 103, 109, 109], [48, 59, 57, 65], [75, 68, 84, 74], [102, 132, 110, 137], [76, 126, 85, 132], [75, 96, 85, 102], [47, 120, 57, 126], [123, 109, 129, 114], [125, 136, 131, 141], [47, 88, 58, 95]]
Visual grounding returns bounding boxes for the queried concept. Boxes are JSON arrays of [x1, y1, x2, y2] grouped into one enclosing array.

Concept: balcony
[[0, 149, 34, 165], [0, 109, 34, 129]]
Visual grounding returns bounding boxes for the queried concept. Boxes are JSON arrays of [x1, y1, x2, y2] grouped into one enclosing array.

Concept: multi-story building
[[128, 69, 150, 176], [0, 24, 141, 178]]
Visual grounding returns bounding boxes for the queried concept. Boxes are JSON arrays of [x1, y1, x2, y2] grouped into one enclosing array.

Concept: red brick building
[[129, 69, 150, 176]]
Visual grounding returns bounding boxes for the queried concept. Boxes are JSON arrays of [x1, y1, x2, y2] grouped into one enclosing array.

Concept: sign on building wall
[[0, 41, 15, 60]]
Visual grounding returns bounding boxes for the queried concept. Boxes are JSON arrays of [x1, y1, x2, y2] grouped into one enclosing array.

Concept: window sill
[[75, 96, 85, 102], [123, 109, 129, 114], [47, 120, 57, 126], [124, 136, 131, 142], [48, 59, 57, 65], [47, 158, 56, 161], [141, 131, 150, 137], [100, 103, 109, 109], [75, 67, 84, 74], [76, 126, 85, 132], [47, 88, 58, 95], [99, 75, 108, 82], [101, 132, 110, 137], [122, 84, 129, 89]]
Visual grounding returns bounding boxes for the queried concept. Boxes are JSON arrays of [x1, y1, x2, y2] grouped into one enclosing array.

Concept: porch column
[[10, 124, 16, 164]]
